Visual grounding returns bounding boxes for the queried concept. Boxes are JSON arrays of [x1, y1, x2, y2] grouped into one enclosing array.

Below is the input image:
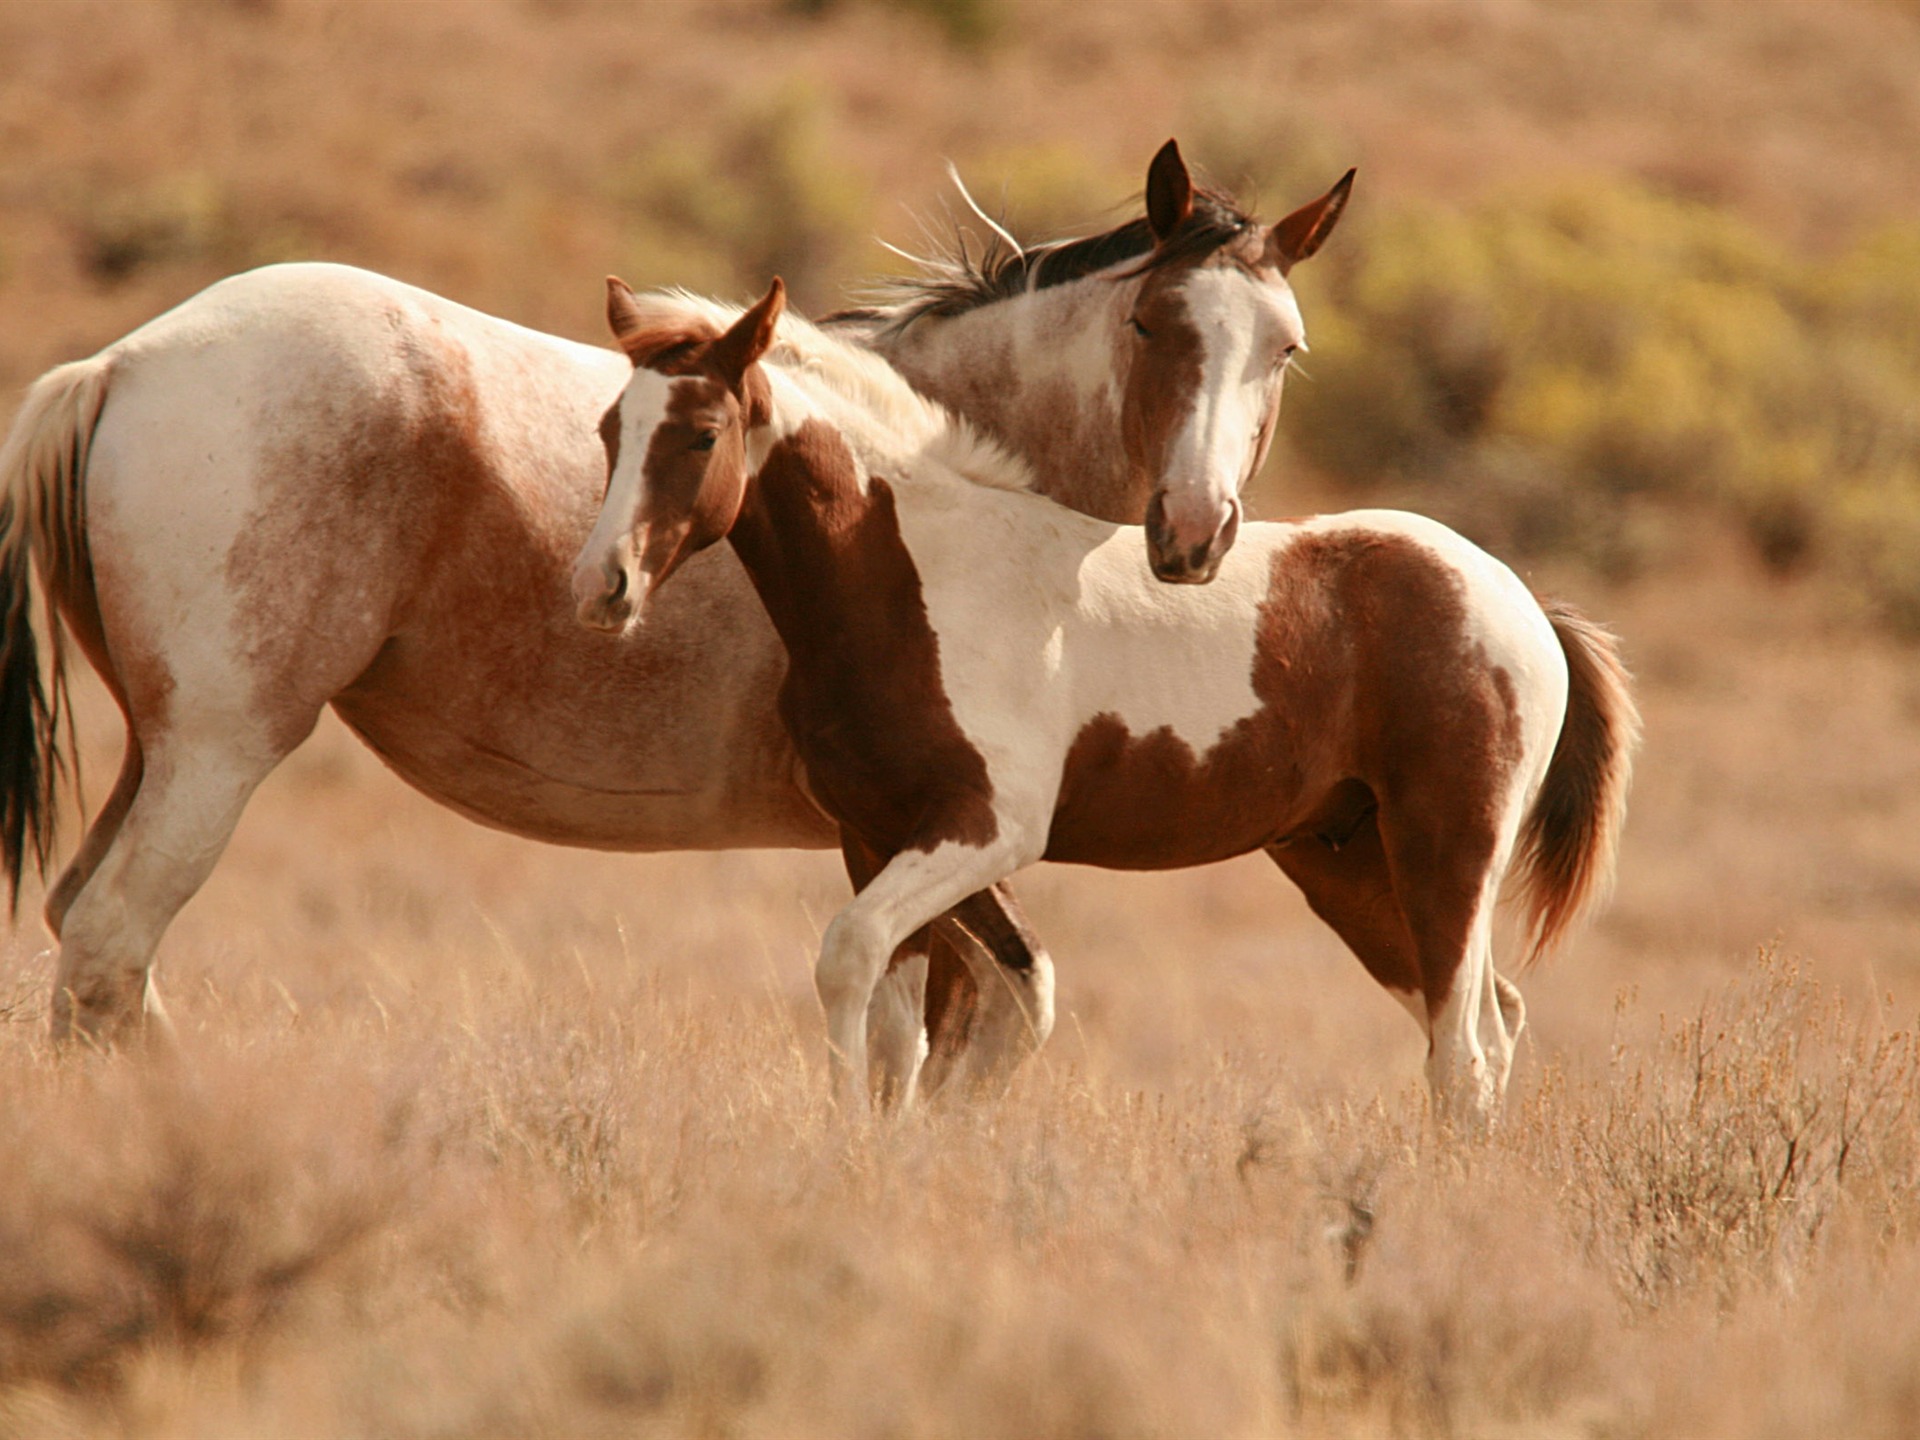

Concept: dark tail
[[0, 357, 112, 912], [1511, 599, 1642, 967]]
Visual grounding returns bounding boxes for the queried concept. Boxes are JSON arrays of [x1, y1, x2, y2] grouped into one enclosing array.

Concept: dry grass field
[[6, 0, 1920, 1434]]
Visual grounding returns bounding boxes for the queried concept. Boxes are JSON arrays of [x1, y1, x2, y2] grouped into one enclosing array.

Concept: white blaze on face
[[1159, 268, 1305, 533], [571, 366, 672, 620]]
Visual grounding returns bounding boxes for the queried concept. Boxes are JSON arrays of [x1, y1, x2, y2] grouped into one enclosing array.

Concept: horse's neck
[[730, 410, 933, 701], [871, 282, 1146, 524]]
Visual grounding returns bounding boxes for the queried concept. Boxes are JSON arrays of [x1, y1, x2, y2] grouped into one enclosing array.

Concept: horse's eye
[[1129, 316, 1152, 340], [690, 430, 718, 453]]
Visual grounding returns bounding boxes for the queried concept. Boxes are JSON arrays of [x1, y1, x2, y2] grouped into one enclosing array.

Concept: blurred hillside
[[5, 0, 1919, 619], [11, 10, 1920, 1432]]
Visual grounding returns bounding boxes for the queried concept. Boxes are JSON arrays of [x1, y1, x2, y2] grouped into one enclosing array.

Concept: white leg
[[1422, 894, 1503, 1133], [51, 732, 299, 1046], [866, 949, 930, 1108], [816, 840, 1029, 1116], [1490, 970, 1526, 1072]]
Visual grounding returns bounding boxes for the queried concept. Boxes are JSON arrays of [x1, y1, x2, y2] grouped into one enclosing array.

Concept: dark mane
[[835, 185, 1258, 334]]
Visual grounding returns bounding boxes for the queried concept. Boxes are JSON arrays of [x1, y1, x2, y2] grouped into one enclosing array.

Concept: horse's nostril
[[606, 565, 627, 606]]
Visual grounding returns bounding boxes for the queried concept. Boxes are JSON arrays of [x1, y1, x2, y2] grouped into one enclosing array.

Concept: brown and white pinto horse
[[0, 142, 1345, 1083], [831, 139, 1352, 584], [574, 281, 1640, 1128]]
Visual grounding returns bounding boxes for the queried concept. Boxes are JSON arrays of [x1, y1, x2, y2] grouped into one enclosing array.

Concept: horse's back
[[1252, 511, 1572, 827], [1271, 509, 1568, 734], [1010, 505, 1571, 867], [74, 269, 589, 720]]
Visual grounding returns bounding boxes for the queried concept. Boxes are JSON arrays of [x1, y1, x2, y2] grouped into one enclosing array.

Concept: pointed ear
[[606, 276, 647, 352], [708, 278, 786, 387], [1265, 168, 1355, 274], [1145, 139, 1193, 242]]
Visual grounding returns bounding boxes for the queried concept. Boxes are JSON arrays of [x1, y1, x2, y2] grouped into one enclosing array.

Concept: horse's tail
[[1510, 599, 1641, 968], [0, 355, 113, 912]]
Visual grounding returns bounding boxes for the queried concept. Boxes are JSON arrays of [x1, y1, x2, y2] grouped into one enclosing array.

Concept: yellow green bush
[[608, 81, 869, 313], [1286, 181, 1920, 626]]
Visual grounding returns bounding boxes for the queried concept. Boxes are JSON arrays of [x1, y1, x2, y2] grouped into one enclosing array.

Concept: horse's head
[[1120, 142, 1353, 584], [571, 278, 784, 632]]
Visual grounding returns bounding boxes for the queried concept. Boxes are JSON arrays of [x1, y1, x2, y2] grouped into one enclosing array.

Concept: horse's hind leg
[[49, 717, 312, 1048], [43, 735, 143, 939], [1409, 878, 1511, 1133], [1493, 972, 1526, 1050], [1269, 800, 1522, 1128], [1369, 802, 1520, 1133], [1268, 794, 1427, 1028]]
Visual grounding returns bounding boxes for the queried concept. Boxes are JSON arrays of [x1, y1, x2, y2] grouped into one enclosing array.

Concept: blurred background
[[10, 5, 1920, 1432], [3, 0, 1920, 1084]]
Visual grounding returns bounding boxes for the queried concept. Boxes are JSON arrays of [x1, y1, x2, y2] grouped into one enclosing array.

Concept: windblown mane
[[620, 288, 1035, 495], [834, 177, 1260, 335]]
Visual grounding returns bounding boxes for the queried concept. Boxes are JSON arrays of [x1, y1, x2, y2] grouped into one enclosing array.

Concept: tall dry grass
[[3, 942, 1920, 1438]]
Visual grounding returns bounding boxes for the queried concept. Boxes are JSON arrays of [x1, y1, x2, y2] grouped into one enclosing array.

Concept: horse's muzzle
[[1146, 492, 1241, 585], [572, 554, 635, 632]]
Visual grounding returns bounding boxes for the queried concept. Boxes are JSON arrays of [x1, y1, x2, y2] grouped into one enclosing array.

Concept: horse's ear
[[1265, 169, 1355, 274], [709, 278, 786, 387], [1146, 139, 1194, 242], [607, 276, 647, 355]]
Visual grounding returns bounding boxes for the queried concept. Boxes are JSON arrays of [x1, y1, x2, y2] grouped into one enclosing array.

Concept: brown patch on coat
[[1267, 806, 1422, 999], [729, 418, 997, 858], [218, 309, 826, 850], [630, 374, 755, 593], [226, 322, 490, 755], [597, 401, 621, 484], [1119, 277, 1206, 503], [1046, 527, 1526, 1009]]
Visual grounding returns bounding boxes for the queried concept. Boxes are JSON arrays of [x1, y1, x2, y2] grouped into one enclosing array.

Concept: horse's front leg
[[841, 833, 934, 1109], [817, 837, 1032, 1116]]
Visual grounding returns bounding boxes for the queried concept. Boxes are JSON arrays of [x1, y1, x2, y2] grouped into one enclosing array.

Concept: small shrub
[[69, 174, 314, 286], [1286, 180, 1920, 625], [73, 175, 231, 284], [610, 80, 868, 309], [1549, 951, 1920, 1309], [0, 1048, 402, 1392]]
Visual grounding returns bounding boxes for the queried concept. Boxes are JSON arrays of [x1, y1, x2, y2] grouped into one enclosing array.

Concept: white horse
[[0, 142, 1350, 1092], [573, 280, 1639, 1128]]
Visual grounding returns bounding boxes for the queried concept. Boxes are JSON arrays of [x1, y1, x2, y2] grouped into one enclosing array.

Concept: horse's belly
[[1041, 712, 1304, 870], [333, 549, 835, 854], [331, 700, 833, 851]]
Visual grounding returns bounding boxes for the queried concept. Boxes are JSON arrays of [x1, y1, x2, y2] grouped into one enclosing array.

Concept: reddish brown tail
[[1511, 600, 1641, 967]]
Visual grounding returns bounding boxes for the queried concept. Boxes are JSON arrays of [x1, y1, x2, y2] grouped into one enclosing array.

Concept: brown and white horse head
[[571, 278, 784, 632], [1123, 144, 1355, 583]]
